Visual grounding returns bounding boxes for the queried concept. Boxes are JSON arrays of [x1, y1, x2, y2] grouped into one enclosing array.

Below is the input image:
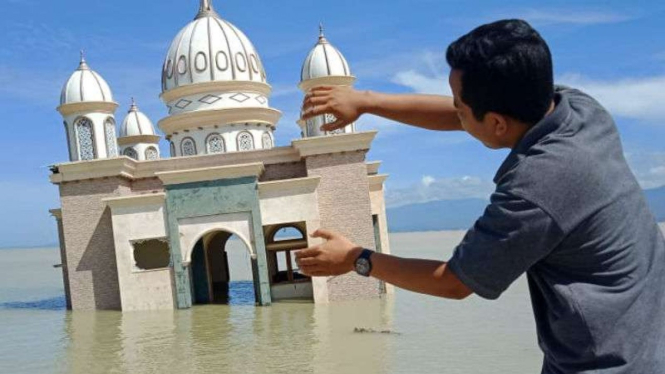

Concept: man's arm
[[294, 229, 472, 300], [301, 86, 463, 132]]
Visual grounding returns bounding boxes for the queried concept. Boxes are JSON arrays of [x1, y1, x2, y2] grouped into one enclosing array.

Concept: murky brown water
[[15, 226, 665, 374]]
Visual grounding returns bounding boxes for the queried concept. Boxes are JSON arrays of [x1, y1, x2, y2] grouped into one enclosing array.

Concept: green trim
[[164, 176, 272, 308]]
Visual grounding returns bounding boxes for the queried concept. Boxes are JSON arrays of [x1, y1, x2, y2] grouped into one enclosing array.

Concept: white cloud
[[625, 151, 665, 189], [559, 73, 665, 122], [509, 9, 636, 26], [421, 175, 435, 187], [391, 70, 451, 95], [386, 175, 494, 208]]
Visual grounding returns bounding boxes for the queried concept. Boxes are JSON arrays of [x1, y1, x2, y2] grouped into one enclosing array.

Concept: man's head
[[446, 19, 554, 149]]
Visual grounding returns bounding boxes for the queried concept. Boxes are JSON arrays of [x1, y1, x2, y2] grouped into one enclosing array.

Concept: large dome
[[60, 53, 114, 106], [301, 25, 351, 82], [161, 0, 267, 93]]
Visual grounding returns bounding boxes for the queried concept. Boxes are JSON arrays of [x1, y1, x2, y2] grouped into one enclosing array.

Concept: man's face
[[449, 69, 502, 149]]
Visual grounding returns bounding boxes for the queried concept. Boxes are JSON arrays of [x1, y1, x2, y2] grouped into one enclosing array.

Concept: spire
[[128, 97, 138, 112], [318, 22, 328, 44], [195, 0, 219, 19], [78, 50, 90, 70]]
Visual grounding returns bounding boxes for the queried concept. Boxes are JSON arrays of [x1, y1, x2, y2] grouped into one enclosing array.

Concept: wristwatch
[[354, 248, 374, 277]]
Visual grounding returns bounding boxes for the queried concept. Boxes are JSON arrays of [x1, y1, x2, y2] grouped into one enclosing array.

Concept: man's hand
[[295, 229, 363, 277], [301, 86, 370, 132]]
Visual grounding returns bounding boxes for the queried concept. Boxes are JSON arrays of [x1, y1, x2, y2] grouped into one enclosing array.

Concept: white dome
[[60, 54, 114, 106], [161, 0, 267, 93], [120, 99, 156, 137], [301, 26, 351, 82]]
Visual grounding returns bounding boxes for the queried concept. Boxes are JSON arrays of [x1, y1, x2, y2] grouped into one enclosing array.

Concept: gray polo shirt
[[448, 86, 665, 373]]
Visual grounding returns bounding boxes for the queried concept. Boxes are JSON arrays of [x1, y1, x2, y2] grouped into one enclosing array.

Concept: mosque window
[[75, 117, 96, 161], [104, 118, 117, 157], [206, 133, 225, 154], [145, 146, 159, 161], [123, 147, 138, 160], [237, 131, 254, 151], [261, 132, 272, 149], [264, 223, 309, 285], [132, 239, 170, 271], [306, 120, 315, 137], [181, 137, 197, 156], [170, 141, 176, 157]]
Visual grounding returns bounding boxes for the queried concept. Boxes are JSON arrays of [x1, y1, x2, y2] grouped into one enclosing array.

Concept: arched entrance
[[189, 230, 257, 305]]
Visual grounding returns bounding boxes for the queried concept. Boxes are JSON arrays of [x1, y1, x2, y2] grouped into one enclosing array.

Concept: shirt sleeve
[[447, 190, 565, 300]]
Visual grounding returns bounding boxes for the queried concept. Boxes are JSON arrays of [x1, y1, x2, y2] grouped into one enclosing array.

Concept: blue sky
[[1, 0, 664, 247]]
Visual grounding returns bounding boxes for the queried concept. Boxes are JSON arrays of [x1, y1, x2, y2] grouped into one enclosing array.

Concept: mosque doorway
[[189, 230, 257, 305]]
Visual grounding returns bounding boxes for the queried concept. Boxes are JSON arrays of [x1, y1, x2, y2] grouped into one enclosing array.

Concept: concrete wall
[[59, 178, 127, 310], [258, 178, 325, 302], [369, 181, 394, 295], [304, 151, 381, 301], [107, 202, 174, 311]]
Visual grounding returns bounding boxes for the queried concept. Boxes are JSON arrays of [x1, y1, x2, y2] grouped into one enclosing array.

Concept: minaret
[[297, 24, 356, 137], [58, 52, 119, 161], [118, 98, 161, 161]]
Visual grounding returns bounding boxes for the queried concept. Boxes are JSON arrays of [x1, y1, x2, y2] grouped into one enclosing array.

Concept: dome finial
[[78, 49, 90, 70], [196, 0, 218, 19], [129, 97, 138, 112], [318, 23, 328, 44]]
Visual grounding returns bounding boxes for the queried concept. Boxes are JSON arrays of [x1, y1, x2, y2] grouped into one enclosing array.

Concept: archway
[[189, 230, 256, 305]]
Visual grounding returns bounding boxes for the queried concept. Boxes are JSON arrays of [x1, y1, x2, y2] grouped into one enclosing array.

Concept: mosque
[[48, 0, 392, 311]]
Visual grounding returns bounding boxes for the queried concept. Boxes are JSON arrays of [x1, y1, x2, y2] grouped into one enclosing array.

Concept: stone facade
[[304, 151, 383, 301], [58, 177, 130, 310], [51, 132, 391, 310]]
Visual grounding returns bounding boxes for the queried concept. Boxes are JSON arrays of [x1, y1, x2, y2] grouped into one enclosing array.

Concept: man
[[296, 19, 665, 373]]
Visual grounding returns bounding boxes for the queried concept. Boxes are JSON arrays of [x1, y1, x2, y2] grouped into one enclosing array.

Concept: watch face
[[356, 258, 370, 275]]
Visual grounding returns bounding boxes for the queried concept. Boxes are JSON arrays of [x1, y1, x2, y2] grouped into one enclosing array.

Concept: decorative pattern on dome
[[261, 132, 272, 149], [300, 25, 351, 82], [120, 99, 158, 137], [161, 0, 268, 92], [75, 117, 95, 160], [123, 147, 138, 160], [181, 137, 197, 156], [206, 133, 225, 153], [237, 131, 254, 151], [60, 52, 114, 106], [104, 118, 118, 157], [145, 147, 159, 160]]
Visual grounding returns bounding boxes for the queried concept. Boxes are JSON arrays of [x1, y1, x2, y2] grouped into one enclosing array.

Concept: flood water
[[8, 227, 663, 374]]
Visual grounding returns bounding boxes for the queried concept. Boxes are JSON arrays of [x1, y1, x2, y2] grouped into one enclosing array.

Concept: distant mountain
[[387, 198, 488, 232], [387, 186, 665, 232]]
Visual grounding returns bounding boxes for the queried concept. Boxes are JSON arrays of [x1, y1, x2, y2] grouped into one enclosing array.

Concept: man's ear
[[485, 112, 508, 137]]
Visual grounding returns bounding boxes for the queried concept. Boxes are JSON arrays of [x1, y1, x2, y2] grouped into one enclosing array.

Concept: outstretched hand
[[301, 86, 369, 132], [295, 229, 363, 277]]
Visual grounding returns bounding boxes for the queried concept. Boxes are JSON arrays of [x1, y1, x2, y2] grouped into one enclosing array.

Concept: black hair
[[446, 19, 554, 125]]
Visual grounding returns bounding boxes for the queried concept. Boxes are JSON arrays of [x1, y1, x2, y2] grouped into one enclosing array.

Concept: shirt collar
[[493, 89, 571, 184]]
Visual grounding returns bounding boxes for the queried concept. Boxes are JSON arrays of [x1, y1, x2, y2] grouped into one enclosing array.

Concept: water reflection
[[56, 284, 395, 374]]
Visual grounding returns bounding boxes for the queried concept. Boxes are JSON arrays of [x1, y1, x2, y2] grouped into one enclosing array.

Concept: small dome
[[300, 25, 351, 82], [161, 0, 267, 93], [60, 53, 114, 106], [120, 99, 156, 137]]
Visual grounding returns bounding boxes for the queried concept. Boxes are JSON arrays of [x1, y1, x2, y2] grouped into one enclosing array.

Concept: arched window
[[261, 132, 272, 149], [75, 117, 96, 161], [123, 147, 138, 160], [170, 141, 176, 157], [63, 121, 74, 161], [181, 137, 197, 156], [104, 118, 117, 157], [206, 133, 225, 154], [145, 146, 159, 160], [237, 131, 254, 151]]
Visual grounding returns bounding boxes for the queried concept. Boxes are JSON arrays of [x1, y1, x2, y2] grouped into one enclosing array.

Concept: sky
[[1, 0, 664, 247]]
